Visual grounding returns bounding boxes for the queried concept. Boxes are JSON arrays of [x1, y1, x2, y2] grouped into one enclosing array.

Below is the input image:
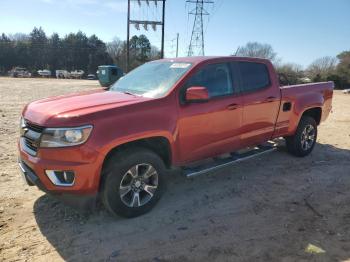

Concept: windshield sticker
[[170, 63, 191, 69]]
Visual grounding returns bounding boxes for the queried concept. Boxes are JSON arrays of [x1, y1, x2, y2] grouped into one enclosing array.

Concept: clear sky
[[0, 0, 349, 67]]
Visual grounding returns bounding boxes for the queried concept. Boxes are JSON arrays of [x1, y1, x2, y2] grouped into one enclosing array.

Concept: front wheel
[[285, 116, 317, 157], [101, 147, 165, 218]]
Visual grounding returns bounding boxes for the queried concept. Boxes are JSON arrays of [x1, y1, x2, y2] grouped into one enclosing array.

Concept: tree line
[[0, 27, 160, 76], [1, 29, 349, 89], [106, 35, 160, 72], [235, 42, 350, 89]]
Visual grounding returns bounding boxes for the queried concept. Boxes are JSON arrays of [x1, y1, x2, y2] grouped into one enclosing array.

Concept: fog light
[[45, 170, 75, 186]]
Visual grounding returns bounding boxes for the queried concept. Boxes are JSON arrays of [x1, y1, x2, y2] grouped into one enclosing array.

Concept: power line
[[203, 0, 223, 36], [187, 0, 213, 57], [126, 0, 166, 71]]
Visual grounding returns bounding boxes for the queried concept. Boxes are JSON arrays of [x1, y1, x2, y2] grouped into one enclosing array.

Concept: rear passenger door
[[236, 61, 281, 147]]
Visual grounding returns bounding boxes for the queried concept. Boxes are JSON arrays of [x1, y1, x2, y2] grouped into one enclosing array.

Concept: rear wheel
[[285, 116, 317, 157], [101, 147, 165, 218]]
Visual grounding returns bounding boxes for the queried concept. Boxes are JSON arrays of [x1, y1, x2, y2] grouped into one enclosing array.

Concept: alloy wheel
[[119, 163, 158, 207], [301, 124, 316, 151]]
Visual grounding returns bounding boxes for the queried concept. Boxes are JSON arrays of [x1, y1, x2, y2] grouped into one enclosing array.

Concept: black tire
[[285, 116, 317, 157], [101, 147, 166, 218]]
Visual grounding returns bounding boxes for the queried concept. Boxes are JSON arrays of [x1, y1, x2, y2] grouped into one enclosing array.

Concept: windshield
[[110, 62, 192, 98]]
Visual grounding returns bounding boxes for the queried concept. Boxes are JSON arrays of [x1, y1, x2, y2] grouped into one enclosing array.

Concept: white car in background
[[55, 70, 84, 79], [37, 69, 51, 77], [56, 70, 69, 79], [8, 67, 31, 78], [70, 70, 84, 79]]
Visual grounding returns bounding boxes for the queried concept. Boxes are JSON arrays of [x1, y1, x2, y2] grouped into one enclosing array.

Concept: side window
[[186, 63, 233, 98], [111, 68, 118, 76], [238, 62, 270, 93]]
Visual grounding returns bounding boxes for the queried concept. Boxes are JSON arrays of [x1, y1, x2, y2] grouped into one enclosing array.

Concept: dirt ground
[[0, 77, 350, 262]]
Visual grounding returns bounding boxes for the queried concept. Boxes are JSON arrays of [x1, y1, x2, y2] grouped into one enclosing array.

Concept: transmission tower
[[187, 0, 213, 56]]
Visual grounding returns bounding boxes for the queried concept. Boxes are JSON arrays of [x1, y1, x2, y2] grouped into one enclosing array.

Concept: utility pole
[[187, 0, 213, 57], [126, 0, 166, 72], [126, 0, 131, 72], [176, 33, 179, 57], [161, 0, 166, 59]]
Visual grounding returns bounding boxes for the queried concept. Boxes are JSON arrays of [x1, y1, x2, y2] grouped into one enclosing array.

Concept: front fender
[[98, 131, 175, 159]]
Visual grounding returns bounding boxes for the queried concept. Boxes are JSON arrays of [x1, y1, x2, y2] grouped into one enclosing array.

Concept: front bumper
[[18, 159, 97, 210], [18, 138, 103, 192], [18, 159, 47, 191], [18, 138, 105, 210]]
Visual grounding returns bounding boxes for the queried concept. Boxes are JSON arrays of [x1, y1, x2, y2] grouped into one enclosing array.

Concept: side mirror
[[185, 86, 209, 103]]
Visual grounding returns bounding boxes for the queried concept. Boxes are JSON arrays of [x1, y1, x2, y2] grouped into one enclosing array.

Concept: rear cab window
[[237, 62, 271, 93]]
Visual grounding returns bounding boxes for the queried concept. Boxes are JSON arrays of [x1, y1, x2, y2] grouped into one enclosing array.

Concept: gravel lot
[[0, 77, 350, 262]]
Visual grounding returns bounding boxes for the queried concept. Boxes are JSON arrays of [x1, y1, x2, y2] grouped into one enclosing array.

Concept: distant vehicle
[[278, 74, 312, 86], [87, 74, 97, 80], [55, 70, 85, 79], [70, 70, 84, 79], [299, 77, 312, 83], [8, 67, 31, 78], [37, 69, 51, 77], [56, 70, 69, 79], [18, 56, 334, 218], [97, 65, 123, 87]]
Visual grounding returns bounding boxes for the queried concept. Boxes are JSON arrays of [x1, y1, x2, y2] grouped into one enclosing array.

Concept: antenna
[[187, 0, 213, 56]]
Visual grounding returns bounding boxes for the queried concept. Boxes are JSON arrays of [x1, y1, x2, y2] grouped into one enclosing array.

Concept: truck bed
[[274, 81, 334, 138]]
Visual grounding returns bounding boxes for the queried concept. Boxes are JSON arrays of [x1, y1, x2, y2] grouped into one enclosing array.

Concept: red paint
[[19, 56, 334, 196]]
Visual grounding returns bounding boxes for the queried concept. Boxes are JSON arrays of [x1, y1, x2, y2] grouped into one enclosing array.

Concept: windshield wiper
[[121, 91, 142, 97], [122, 91, 135, 96]]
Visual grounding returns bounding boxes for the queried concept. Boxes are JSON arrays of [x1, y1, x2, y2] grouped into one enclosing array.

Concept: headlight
[[40, 125, 93, 148]]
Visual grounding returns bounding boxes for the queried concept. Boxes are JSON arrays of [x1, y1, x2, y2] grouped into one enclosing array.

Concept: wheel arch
[[100, 136, 172, 184], [104, 136, 172, 166], [301, 107, 322, 125]]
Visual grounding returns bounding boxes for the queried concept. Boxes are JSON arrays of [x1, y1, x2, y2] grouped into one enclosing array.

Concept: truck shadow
[[33, 143, 350, 261]]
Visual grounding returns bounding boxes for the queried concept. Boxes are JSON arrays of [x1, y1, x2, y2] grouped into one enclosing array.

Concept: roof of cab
[[98, 65, 120, 68], [157, 56, 271, 65]]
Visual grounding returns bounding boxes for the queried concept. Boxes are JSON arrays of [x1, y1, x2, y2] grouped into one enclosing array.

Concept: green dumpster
[[97, 65, 123, 87]]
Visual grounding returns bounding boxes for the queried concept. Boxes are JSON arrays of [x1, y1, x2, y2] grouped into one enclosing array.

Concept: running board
[[183, 143, 278, 178]]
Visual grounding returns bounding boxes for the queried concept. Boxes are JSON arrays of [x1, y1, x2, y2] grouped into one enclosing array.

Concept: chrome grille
[[26, 122, 44, 133], [21, 119, 44, 156], [24, 138, 37, 151]]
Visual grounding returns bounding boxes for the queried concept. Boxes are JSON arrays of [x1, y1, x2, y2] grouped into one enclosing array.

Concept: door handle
[[227, 104, 239, 110], [264, 96, 276, 103]]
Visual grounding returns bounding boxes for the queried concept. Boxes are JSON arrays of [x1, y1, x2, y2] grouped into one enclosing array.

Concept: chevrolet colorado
[[18, 56, 334, 218]]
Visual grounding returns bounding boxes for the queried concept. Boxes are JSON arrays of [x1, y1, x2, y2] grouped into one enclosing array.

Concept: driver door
[[177, 62, 243, 164]]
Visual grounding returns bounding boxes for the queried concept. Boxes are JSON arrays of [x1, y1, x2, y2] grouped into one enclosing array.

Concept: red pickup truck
[[18, 56, 333, 217]]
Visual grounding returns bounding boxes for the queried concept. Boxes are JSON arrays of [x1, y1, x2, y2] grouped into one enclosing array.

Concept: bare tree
[[149, 45, 161, 60], [106, 37, 161, 71], [235, 42, 277, 62], [8, 33, 30, 42], [106, 37, 126, 70], [276, 63, 306, 85], [307, 56, 338, 81]]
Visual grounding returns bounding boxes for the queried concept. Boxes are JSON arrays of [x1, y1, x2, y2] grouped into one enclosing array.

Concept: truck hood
[[23, 89, 151, 125]]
